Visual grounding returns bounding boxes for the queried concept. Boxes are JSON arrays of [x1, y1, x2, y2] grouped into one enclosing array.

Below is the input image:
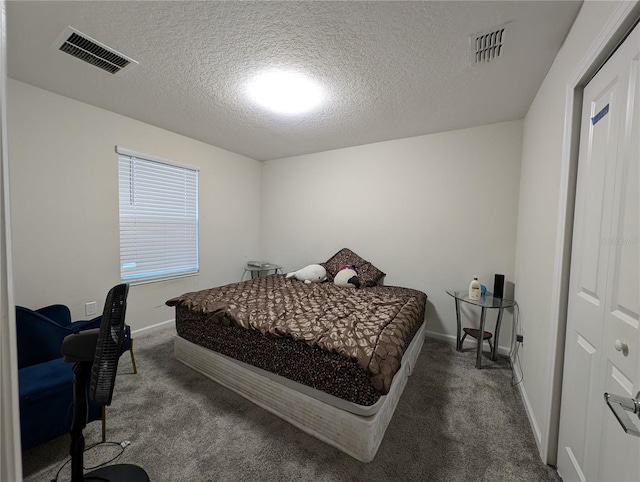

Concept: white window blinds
[[117, 148, 199, 283]]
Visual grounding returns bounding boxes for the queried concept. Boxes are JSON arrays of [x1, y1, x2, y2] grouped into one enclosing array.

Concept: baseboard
[[424, 330, 511, 357], [512, 355, 543, 454], [131, 318, 175, 336]]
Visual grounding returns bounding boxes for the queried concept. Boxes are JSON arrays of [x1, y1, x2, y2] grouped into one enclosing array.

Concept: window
[[117, 147, 199, 283]]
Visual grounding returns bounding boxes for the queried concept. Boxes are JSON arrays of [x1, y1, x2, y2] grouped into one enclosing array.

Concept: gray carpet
[[22, 327, 560, 482]]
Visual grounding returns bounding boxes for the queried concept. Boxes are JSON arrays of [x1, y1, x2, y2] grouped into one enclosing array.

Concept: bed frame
[[174, 321, 426, 462]]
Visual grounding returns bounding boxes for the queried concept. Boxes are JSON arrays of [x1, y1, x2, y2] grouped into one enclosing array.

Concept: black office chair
[[62, 283, 149, 482]]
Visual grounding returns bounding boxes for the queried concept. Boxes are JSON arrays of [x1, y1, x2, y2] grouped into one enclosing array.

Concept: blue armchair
[[16, 303, 136, 451]]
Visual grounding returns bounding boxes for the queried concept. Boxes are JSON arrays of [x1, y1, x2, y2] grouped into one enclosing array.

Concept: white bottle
[[469, 276, 481, 300]]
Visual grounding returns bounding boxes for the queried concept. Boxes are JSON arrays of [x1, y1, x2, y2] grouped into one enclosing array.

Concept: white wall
[[262, 120, 523, 350], [1, 2, 23, 478], [7, 79, 262, 331], [514, 0, 628, 464]]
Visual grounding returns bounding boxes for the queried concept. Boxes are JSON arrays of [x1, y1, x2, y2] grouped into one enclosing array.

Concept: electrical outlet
[[516, 334, 524, 343], [85, 301, 97, 317]]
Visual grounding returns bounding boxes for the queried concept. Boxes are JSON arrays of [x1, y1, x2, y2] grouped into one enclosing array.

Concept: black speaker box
[[493, 274, 505, 299]]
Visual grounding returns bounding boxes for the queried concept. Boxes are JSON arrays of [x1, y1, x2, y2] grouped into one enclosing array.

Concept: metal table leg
[[491, 308, 504, 361], [476, 307, 487, 369], [455, 298, 462, 351]]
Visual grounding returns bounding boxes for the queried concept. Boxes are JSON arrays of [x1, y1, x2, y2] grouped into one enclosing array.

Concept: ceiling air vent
[[55, 26, 137, 74], [471, 23, 509, 64]]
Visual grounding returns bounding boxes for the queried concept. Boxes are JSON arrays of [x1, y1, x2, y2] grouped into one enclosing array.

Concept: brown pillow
[[321, 248, 385, 287], [356, 262, 386, 288]]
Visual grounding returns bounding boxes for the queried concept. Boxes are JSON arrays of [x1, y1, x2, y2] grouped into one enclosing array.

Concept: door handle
[[604, 391, 640, 437]]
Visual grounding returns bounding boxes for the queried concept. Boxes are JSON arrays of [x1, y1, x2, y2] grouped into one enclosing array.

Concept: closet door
[[557, 22, 639, 482], [596, 27, 639, 481]]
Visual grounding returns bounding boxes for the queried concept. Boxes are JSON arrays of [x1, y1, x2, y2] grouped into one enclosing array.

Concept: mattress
[[168, 275, 426, 403]]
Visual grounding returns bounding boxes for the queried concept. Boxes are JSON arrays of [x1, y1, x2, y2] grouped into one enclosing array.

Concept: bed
[[166, 251, 427, 462]]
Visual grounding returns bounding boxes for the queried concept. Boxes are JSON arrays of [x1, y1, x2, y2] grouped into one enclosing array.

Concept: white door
[[557, 22, 640, 482]]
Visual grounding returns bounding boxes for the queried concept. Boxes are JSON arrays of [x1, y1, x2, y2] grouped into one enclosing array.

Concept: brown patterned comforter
[[166, 274, 427, 394]]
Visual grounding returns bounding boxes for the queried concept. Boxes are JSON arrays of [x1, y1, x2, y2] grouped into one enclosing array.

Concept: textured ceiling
[[7, 1, 582, 161]]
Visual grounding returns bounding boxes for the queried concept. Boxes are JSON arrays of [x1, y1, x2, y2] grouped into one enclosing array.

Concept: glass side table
[[242, 263, 282, 281], [446, 290, 517, 369]]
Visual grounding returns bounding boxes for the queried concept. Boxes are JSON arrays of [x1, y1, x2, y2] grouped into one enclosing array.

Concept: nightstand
[[242, 263, 282, 280], [446, 290, 517, 369]]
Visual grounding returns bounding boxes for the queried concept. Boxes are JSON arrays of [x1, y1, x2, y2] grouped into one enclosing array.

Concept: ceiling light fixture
[[247, 70, 324, 115]]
